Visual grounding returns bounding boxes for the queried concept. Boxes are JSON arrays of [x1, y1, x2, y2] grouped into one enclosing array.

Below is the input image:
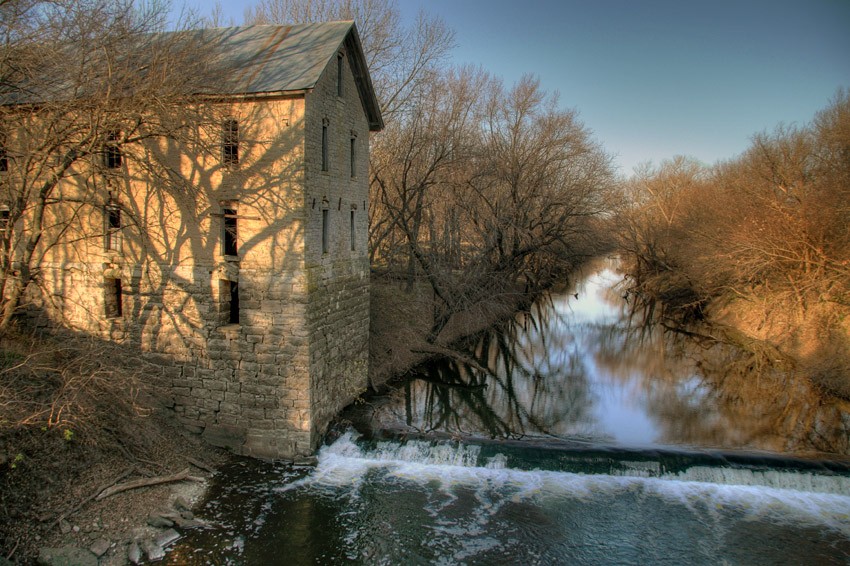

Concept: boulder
[[146, 513, 174, 528], [127, 541, 142, 565], [154, 528, 181, 548], [89, 538, 111, 558], [140, 539, 164, 562]]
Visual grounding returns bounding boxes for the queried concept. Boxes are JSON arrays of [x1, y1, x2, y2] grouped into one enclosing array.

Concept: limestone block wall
[[17, 41, 376, 459], [23, 91, 350, 458], [302, 44, 371, 442]]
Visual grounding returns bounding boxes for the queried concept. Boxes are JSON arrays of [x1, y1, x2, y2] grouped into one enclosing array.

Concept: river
[[163, 259, 850, 565]]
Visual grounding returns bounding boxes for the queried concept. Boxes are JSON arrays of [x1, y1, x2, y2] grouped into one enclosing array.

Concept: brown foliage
[[0, 332, 161, 440], [617, 91, 850, 395]]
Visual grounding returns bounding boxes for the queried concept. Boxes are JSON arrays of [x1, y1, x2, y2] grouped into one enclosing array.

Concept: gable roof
[[0, 21, 383, 132], [200, 22, 383, 131]]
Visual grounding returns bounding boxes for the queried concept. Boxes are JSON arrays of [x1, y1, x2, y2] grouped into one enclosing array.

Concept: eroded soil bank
[[0, 334, 228, 565]]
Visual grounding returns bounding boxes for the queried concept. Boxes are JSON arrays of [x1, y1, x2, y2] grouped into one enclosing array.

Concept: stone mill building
[[11, 22, 384, 459]]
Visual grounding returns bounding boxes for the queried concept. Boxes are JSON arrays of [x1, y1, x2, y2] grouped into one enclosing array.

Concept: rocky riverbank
[[0, 332, 230, 565], [2, 411, 228, 565]]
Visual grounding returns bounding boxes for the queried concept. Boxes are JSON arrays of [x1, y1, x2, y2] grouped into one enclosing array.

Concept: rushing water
[[164, 260, 850, 565]]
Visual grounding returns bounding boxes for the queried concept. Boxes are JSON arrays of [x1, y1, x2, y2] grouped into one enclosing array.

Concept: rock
[[173, 496, 192, 512], [146, 513, 174, 528], [127, 541, 142, 565], [89, 538, 111, 557], [37, 546, 98, 566], [155, 528, 181, 548], [179, 509, 195, 520], [58, 519, 71, 535], [140, 539, 164, 562], [173, 515, 207, 529], [293, 456, 319, 466]]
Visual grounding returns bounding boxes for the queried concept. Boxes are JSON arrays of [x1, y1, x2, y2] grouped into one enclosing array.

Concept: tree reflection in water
[[359, 260, 850, 455]]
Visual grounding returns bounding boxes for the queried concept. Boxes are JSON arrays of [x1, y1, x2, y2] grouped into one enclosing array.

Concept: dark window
[[321, 123, 329, 172], [229, 280, 240, 324], [104, 278, 123, 318], [0, 131, 8, 172], [105, 204, 121, 252], [337, 53, 344, 97], [220, 279, 239, 325], [222, 207, 237, 256], [222, 119, 239, 167], [350, 210, 356, 251], [322, 208, 329, 254], [103, 131, 122, 169], [0, 207, 9, 249], [350, 136, 356, 178]]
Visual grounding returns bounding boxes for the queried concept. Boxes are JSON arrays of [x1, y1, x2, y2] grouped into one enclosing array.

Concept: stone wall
[[25, 49, 373, 459], [302, 43, 372, 444]]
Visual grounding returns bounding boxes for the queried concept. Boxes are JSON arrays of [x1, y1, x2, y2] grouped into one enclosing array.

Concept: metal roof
[[0, 22, 383, 131], [206, 22, 347, 94], [190, 22, 383, 131]]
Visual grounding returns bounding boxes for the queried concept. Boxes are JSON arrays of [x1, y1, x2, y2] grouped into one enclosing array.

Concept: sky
[[182, 0, 850, 176]]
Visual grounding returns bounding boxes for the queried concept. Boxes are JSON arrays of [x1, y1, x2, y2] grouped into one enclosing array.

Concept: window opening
[[103, 130, 122, 169], [321, 122, 329, 172], [219, 279, 239, 325], [350, 135, 356, 178], [222, 118, 239, 167], [105, 204, 121, 252], [229, 280, 240, 324], [337, 53, 344, 97], [222, 206, 238, 256], [350, 210, 356, 251], [322, 208, 330, 254], [0, 206, 10, 249], [104, 278, 123, 318], [0, 131, 7, 172]]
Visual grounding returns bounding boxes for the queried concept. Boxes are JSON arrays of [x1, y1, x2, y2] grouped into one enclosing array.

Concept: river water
[[163, 260, 850, 565]]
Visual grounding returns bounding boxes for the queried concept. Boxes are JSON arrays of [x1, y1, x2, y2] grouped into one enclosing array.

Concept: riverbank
[[0, 333, 229, 565], [622, 257, 850, 401], [707, 294, 850, 400], [613, 95, 850, 403], [368, 275, 535, 389], [1, 267, 571, 564]]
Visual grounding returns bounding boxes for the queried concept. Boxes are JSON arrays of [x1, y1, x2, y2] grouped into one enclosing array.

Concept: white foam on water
[[671, 465, 850, 495], [287, 432, 850, 538]]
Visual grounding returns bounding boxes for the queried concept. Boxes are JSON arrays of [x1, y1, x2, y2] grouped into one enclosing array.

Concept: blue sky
[[184, 0, 850, 175]]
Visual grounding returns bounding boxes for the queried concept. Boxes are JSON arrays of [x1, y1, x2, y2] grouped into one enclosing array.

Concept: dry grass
[[0, 333, 160, 436]]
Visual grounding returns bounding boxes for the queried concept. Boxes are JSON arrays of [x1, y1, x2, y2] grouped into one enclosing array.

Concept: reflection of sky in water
[[380, 259, 844, 454], [552, 267, 660, 446], [552, 268, 623, 325]]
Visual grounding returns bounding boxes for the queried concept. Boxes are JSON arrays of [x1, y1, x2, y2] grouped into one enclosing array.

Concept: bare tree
[[246, 1, 615, 347], [0, 0, 217, 333], [245, 0, 454, 121], [373, 71, 615, 341], [615, 93, 850, 394], [369, 65, 488, 286]]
